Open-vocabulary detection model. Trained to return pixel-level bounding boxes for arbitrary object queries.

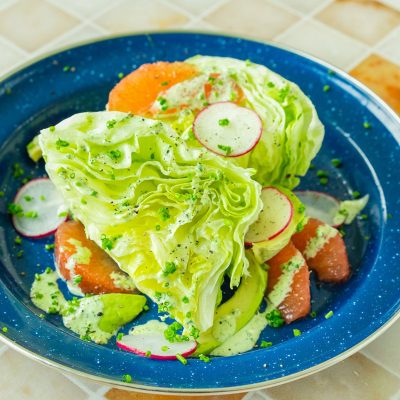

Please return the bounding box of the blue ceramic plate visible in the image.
[0,32,399,394]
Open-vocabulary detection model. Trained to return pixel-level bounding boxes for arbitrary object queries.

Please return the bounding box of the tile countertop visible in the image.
[0,0,399,399]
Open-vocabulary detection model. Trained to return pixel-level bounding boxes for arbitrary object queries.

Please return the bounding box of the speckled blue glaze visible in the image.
[0,33,399,393]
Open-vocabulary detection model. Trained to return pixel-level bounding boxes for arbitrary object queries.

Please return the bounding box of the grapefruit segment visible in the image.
[108,61,198,116]
[266,241,310,323]
[291,218,350,282]
[55,220,135,295]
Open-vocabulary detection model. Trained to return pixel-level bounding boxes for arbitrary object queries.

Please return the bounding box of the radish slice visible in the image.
[245,187,293,244]
[294,190,340,227]
[12,178,67,238]
[117,332,197,360]
[193,102,262,157]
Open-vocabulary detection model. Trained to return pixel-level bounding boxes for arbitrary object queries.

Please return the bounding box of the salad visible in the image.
[8,56,368,363]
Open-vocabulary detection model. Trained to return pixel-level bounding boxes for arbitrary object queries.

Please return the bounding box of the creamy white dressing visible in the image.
[30,270,67,313]
[129,319,168,335]
[266,254,304,308]
[212,252,304,357]
[212,309,241,342]
[304,224,337,259]
[110,271,136,291]
[63,296,111,344]
[151,73,239,113]
[211,312,267,356]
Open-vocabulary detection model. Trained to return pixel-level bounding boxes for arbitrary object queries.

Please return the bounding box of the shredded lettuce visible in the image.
[155,56,324,189]
[39,111,262,333]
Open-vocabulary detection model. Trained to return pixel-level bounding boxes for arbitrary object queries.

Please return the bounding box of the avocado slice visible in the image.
[98,293,146,333]
[196,250,267,355]
[62,293,146,344]
[26,135,42,162]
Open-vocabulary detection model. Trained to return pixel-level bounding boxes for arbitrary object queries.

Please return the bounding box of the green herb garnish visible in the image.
[266,309,285,328]
[56,138,69,148]
[163,261,177,276]
[260,340,272,348]
[176,354,187,365]
[158,207,170,221]
[199,354,210,362]
[331,158,342,168]
[217,144,232,155]
[293,329,302,337]
[218,118,230,126]
[325,310,334,319]
[122,374,132,383]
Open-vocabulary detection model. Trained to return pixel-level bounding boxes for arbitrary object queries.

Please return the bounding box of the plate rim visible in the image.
[1,30,400,394]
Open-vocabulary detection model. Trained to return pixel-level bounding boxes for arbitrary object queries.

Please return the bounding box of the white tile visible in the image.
[271,0,331,14]
[361,317,400,378]
[380,0,400,12]
[276,19,368,69]
[47,24,105,51]
[167,0,221,16]
[0,37,26,76]
[377,27,400,67]
[62,372,103,395]
[48,0,115,18]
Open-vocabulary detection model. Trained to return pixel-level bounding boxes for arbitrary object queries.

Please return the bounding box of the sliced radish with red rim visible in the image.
[294,190,340,227]
[193,101,262,157]
[117,331,197,360]
[245,187,293,245]
[11,178,67,238]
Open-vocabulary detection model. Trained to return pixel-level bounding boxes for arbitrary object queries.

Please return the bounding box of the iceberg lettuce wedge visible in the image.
[39,111,262,333]
[155,56,324,189]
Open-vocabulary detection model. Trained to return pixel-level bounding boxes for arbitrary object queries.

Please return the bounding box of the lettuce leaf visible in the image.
[156,56,324,189]
[39,111,262,333]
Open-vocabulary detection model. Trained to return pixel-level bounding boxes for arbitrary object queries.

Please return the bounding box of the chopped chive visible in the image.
[338,227,346,237]
[24,195,33,202]
[331,158,342,168]
[56,138,69,148]
[8,203,24,216]
[0,190,4,197]
[387,213,393,219]
[328,69,335,76]
[117,332,124,341]
[323,85,330,92]
[217,144,232,155]
[158,207,170,221]
[63,65,70,72]
[316,170,328,178]
[106,119,117,129]
[58,211,68,218]
[16,250,24,258]
[161,81,169,86]
[2,327,8,333]
[155,224,161,231]
[39,195,46,201]
[360,214,368,220]
[24,210,38,218]
[218,118,230,126]
[145,350,152,358]
[45,267,52,274]
[163,261,177,277]
[176,354,187,365]
[267,81,275,88]
[363,121,371,129]
[260,340,272,348]
[143,304,149,311]
[49,126,56,132]
[310,311,317,318]
[199,354,210,362]
[161,345,169,352]
[293,329,302,337]
[14,236,22,245]
[325,310,334,319]
[352,191,361,199]
[45,243,55,251]
[117,72,124,79]
[319,177,328,185]
[309,163,316,170]
[182,296,189,304]
[122,374,132,383]
[73,275,82,284]
[13,163,24,178]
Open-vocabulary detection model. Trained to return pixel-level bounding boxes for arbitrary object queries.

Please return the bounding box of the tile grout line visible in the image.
[360,350,400,381]
[158,0,198,20]
[264,0,308,18]
[0,34,29,56]
[273,0,334,41]
[44,0,86,23]
[187,0,232,23]
[61,373,101,397]
[344,23,400,70]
